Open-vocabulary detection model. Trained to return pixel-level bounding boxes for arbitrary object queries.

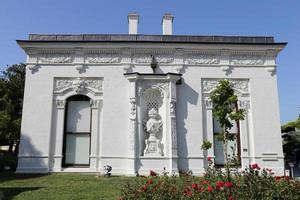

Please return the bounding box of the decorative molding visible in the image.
[54,77,103,94]
[265,66,276,76]
[171,118,177,148]
[230,56,264,66]
[133,54,174,64]
[39,54,74,63]
[27,64,40,74]
[56,99,66,109]
[204,99,212,110]
[170,100,176,116]
[90,99,101,109]
[185,55,219,65]
[138,82,169,99]
[129,100,136,119]
[238,100,250,110]
[220,65,232,76]
[85,54,121,64]
[202,79,249,94]
[75,64,88,74]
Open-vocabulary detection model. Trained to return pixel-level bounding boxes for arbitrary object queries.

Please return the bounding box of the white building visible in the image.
[16,13,286,175]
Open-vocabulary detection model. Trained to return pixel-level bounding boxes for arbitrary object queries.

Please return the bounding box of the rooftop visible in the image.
[17,34,286,45]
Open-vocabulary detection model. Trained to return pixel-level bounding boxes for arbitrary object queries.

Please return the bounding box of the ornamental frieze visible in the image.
[39,54,74,64]
[202,79,249,94]
[54,77,103,93]
[230,56,264,65]
[185,55,220,65]
[85,54,121,64]
[133,55,174,64]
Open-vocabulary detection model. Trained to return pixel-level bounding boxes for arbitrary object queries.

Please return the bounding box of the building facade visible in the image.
[16,14,286,175]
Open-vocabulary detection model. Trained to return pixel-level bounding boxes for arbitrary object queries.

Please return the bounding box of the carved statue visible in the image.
[144,108,163,156]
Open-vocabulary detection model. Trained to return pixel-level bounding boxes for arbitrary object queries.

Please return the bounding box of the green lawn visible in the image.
[0,173,133,200]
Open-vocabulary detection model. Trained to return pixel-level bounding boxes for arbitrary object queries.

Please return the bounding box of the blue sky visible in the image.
[0,0,299,124]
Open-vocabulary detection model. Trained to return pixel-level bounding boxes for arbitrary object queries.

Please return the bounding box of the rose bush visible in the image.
[119,161,300,200]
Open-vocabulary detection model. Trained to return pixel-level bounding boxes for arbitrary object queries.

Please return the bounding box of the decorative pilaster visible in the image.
[238,100,252,168]
[52,99,66,171]
[169,80,178,174]
[90,99,102,171]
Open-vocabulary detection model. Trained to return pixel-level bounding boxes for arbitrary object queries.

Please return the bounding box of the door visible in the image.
[63,95,91,167]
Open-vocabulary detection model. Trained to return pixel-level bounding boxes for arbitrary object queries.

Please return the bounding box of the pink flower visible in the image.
[207,156,212,161]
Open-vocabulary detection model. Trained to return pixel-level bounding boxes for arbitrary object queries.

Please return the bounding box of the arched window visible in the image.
[62,95,91,167]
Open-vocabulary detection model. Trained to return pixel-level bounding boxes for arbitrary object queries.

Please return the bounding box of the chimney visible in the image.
[162,13,174,35]
[128,13,139,34]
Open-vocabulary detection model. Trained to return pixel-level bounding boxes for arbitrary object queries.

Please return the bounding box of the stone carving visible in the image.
[186,55,219,65]
[85,54,120,63]
[27,64,40,74]
[138,82,169,100]
[90,99,101,109]
[266,66,276,76]
[133,55,174,64]
[202,79,249,94]
[56,99,66,109]
[39,55,74,63]
[230,56,264,65]
[130,100,136,118]
[171,118,177,148]
[221,66,232,76]
[204,99,213,110]
[144,108,163,156]
[54,78,102,93]
[170,100,176,116]
[75,64,88,74]
[238,100,250,110]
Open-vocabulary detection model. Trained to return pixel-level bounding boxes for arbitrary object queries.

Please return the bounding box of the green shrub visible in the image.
[119,161,300,200]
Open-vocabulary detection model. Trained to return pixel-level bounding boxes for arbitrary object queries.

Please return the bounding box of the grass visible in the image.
[0,172,134,200]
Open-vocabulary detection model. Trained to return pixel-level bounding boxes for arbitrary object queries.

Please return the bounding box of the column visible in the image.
[52,99,66,171]
[89,99,101,171]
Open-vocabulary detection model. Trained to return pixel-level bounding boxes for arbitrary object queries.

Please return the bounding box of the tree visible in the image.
[209,79,245,178]
[0,63,26,154]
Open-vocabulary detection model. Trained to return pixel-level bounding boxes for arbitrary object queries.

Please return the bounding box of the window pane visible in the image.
[67,101,91,133]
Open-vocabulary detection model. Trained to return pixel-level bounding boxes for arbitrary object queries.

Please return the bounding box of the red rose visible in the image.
[274,176,281,180]
[147,179,153,184]
[201,179,209,185]
[191,183,198,190]
[207,185,213,192]
[207,156,212,161]
[216,181,224,188]
[224,182,233,188]
[184,188,193,196]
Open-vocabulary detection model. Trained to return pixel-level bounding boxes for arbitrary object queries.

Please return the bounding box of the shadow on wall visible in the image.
[17,134,48,173]
[176,77,199,172]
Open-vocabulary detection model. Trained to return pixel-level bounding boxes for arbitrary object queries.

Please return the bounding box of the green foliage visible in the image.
[281,121,296,133]
[0,63,25,153]
[201,140,212,150]
[209,80,245,137]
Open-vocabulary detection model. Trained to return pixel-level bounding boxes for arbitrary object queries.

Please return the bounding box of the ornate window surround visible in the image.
[50,77,103,172]
[201,78,252,169]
